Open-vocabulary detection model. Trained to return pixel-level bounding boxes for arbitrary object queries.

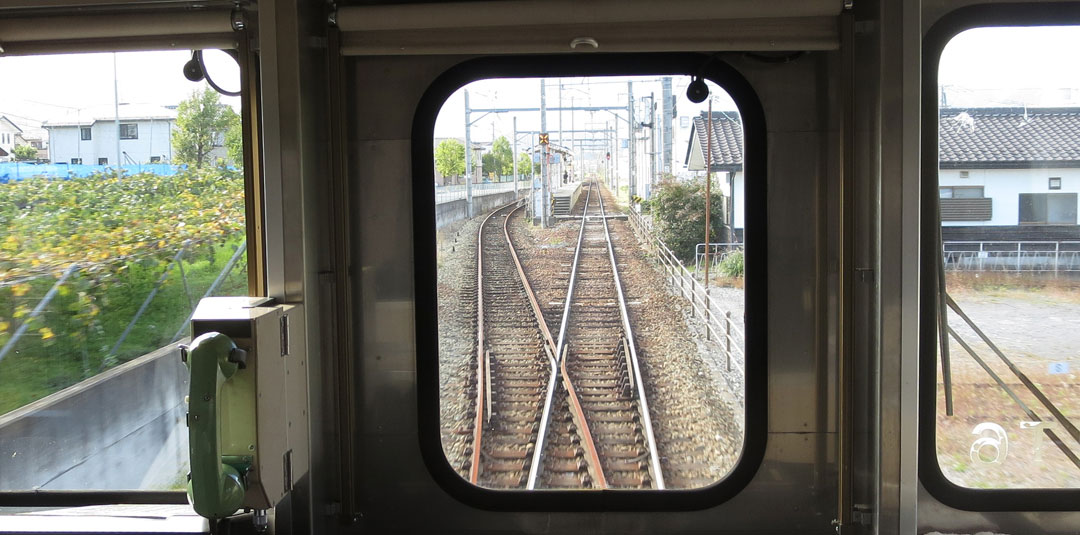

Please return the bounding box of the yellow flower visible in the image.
[39,327,54,340]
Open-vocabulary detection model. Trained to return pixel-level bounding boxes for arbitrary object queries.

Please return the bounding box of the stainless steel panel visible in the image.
[352,429,837,533]
[766,131,833,435]
[918,484,1080,534]
[875,0,922,534]
[337,0,846,32]
[346,44,841,532]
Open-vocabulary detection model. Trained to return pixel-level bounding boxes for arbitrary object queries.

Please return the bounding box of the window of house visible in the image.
[422,66,763,505]
[923,19,1080,510]
[1019,192,1078,224]
[119,123,138,140]
[940,186,984,198]
[0,49,250,497]
[80,127,91,141]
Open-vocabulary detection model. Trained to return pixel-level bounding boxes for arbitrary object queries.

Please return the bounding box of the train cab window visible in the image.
[431,75,751,492]
[924,23,1080,503]
[0,50,250,494]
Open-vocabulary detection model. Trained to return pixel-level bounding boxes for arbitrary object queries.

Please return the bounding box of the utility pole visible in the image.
[512,116,519,197]
[662,77,673,174]
[464,89,473,216]
[570,95,575,178]
[649,92,657,199]
[540,79,548,227]
[627,81,635,202]
[113,53,122,172]
[611,121,617,195]
[704,98,713,294]
[609,122,615,191]
[558,83,563,149]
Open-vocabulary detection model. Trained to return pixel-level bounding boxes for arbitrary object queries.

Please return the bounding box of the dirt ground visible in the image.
[936,284,1080,489]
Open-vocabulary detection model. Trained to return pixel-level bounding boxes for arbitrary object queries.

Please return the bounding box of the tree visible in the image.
[490,136,513,176]
[223,109,243,168]
[12,145,37,161]
[518,152,539,175]
[650,177,728,262]
[481,152,497,178]
[435,139,465,179]
[172,86,235,169]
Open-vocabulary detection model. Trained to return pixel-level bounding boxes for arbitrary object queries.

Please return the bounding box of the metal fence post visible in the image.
[725,310,732,371]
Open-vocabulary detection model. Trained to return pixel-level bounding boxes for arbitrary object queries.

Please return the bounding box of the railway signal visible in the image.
[539,133,549,145]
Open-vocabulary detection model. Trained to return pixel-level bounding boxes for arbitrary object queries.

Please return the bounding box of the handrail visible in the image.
[625,207,745,375]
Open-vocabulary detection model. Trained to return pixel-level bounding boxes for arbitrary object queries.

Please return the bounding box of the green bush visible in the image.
[0,168,246,415]
[718,251,744,278]
[650,177,729,262]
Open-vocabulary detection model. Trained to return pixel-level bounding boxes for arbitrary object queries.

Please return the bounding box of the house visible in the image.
[684,111,744,241]
[0,116,21,162]
[684,107,1080,244]
[938,107,1080,241]
[42,103,177,166]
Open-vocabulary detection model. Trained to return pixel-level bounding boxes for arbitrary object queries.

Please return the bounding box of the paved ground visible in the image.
[937,285,1080,489]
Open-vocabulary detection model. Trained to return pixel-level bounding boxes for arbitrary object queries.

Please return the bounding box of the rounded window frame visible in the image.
[411,53,768,511]
[919,2,1080,512]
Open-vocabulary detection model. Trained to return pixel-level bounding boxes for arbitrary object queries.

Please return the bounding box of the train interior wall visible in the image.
[344,46,843,532]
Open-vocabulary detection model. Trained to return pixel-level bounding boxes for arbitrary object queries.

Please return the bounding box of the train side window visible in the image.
[0,49,253,497]
[922,17,1080,510]
[414,56,766,509]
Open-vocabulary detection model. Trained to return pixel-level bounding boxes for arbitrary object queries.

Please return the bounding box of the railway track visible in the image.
[468,202,554,488]
[470,184,663,490]
[532,182,664,490]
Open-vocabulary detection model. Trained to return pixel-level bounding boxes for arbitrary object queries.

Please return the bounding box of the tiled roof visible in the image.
[42,103,177,127]
[939,107,1080,168]
[692,111,743,171]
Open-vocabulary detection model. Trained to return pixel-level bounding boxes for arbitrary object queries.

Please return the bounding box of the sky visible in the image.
[0,25,1077,133]
[0,49,240,126]
[939,26,1080,107]
[432,76,733,144]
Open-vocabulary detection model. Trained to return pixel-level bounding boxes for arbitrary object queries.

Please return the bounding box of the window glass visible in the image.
[936,26,1080,489]
[434,76,746,490]
[0,50,247,492]
[119,123,138,140]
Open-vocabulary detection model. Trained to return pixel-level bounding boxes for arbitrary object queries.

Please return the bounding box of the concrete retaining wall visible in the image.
[435,191,521,229]
[0,344,189,490]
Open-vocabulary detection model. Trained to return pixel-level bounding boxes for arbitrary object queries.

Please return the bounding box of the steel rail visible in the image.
[504,203,606,488]
[527,187,595,490]
[472,199,595,488]
[468,204,503,484]
[558,343,610,489]
[596,182,665,489]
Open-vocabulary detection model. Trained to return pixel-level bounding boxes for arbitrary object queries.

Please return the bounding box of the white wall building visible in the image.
[684,111,745,239]
[43,104,176,165]
[684,107,1080,243]
[0,116,21,162]
[938,108,1080,239]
